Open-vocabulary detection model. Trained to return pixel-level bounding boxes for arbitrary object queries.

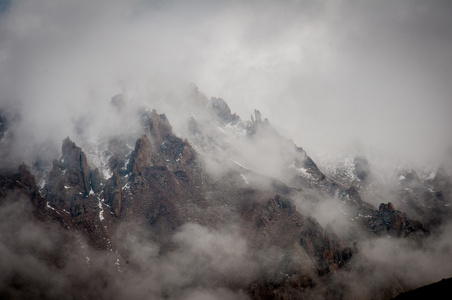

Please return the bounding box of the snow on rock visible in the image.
[98,199,105,221]
[240,174,249,185]
[224,122,247,138]
[289,162,313,179]
[46,201,56,211]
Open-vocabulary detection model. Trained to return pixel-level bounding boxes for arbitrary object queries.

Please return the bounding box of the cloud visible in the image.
[110,221,274,299]
[0,193,120,299]
[332,220,452,298]
[0,0,451,169]
[1,2,452,297]
[0,194,259,299]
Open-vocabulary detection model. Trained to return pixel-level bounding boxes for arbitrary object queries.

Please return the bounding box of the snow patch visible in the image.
[225,122,247,137]
[426,171,437,181]
[290,162,313,179]
[358,213,372,218]
[102,168,112,180]
[240,174,249,185]
[98,200,104,221]
[122,182,131,191]
[46,202,56,211]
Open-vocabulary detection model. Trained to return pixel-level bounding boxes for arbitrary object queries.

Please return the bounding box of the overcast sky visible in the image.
[1,0,451,167]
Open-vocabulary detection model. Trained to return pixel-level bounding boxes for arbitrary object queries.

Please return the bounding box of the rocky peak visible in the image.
[253,109,262,123]
[44,138,99,218]
[379,202,395,212]
[367,201,427,239]
[61,137,91,196]
[207,97,240,123]
[127,135,154,180]
[248,109,272,136]
[144,109,173,146]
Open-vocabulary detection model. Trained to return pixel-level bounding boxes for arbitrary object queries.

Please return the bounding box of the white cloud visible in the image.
[1,0,451,167]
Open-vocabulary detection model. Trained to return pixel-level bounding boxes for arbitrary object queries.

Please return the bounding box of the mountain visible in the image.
[0,90,451,299]
[391,277,452,300]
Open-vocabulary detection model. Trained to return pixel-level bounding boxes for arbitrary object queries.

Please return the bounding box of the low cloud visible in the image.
[1,1,452,299]
[1,0,451,169]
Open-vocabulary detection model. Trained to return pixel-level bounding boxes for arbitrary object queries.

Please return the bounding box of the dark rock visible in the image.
[147,110,173,145]
[367,202,427,239]
[392,277,452,300]
[379,202,395,212]
[61,137,91,196]
[90,168,104,194]
[127,135,154,180]
[208,97,240,123]
[105,169,122,216]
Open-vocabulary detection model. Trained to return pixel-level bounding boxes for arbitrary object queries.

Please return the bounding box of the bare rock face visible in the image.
[243,195,354,299]
[208,97,240,123]
[0,164,44,209]
[90,168,104,194]
[112,110,207,246]
[44,138,102,229]
[366,202,427,239]
[61,137,91,196]
[243,195,353,274]
[148,109,173,145]
[396,168,452,231]
[379,202,396,213]
[105,169,122,216]
[127,135,154,183]
[390,211,407,235]
[0,98,438,299]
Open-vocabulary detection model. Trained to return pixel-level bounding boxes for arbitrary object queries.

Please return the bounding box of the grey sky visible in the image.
[1,0,451,167]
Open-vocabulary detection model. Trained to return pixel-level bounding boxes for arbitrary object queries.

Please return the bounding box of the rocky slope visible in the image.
[0,93,450,299]
[320,154,452,231]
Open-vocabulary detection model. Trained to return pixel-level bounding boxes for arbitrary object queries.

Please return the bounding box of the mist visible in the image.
[0,0,451,169]
[1,1,452,299]
[1,193,288,299]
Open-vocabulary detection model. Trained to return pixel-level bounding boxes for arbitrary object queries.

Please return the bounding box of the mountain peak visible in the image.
[143,109,173,145]
[208,97,240,123]
[60,137,91,196]
[0,92,449,300]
